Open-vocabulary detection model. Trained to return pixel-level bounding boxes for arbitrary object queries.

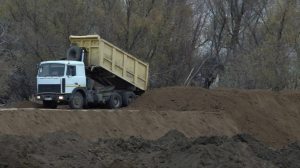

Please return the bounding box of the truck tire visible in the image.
[106,93,122,109]
[66,46,81,61]
[69,92,83,109]
[122,91,135,107]
[43,100,57,109]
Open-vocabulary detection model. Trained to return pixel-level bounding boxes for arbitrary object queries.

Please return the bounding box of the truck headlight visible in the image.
[36,96,41,100]
[58,96,64,100]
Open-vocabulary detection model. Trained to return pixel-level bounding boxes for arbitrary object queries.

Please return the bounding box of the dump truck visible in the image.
[36,35,149,109]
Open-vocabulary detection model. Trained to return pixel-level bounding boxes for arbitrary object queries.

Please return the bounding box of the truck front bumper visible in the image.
[36,94,70,101]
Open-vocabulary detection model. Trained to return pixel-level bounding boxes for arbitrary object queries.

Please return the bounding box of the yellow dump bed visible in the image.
[69,35,148,91]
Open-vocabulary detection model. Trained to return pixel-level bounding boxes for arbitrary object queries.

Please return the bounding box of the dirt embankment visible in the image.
[12,101,43,108]
[129,86,300,148]
[1,131,300,168]
[1,86,300,167]
[2,87,300,148]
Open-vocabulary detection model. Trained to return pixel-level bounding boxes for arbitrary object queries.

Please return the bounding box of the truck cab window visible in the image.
[67,66,76,76]
[38,63,65,77]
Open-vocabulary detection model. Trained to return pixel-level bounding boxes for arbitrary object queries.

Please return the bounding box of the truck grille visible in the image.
[38,84,61,93]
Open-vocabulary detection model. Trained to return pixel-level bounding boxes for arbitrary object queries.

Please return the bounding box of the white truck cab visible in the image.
[36,60,87,109]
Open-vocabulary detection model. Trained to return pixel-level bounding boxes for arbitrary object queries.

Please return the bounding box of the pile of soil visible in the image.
[128,86,300,148]
[0,87,300,148]
[1,130,300,168]
[129,86,300,112]
[1,86,300,167]
[11,100,43,108]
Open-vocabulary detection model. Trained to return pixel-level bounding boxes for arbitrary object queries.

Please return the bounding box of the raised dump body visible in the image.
[69,35,148,92]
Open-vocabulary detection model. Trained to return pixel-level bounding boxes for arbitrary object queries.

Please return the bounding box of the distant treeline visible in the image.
[0,0,299,103]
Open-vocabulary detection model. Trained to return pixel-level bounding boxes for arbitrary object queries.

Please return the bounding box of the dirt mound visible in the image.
[129,86,212,111]
[11,100,43,108]
[1,87,300,167]
[1,87,300,149]
[127,87,300,148]
[2,131,300,168]
[128,86,300,112]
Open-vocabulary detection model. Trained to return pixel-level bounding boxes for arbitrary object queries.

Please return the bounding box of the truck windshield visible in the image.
[38,63,65,77]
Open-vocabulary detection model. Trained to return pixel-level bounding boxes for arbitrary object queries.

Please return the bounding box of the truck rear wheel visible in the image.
[106,93,122,109]
[122,91,135,107]
[69,92,83,109]
[43,101,57,109]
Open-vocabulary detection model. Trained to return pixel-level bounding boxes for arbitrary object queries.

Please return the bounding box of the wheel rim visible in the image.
[73,95,81,108]
[113,98,120,107]
[128,96,133,103]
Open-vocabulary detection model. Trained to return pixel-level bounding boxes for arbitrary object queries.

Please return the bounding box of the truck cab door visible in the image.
[65,65,86,93]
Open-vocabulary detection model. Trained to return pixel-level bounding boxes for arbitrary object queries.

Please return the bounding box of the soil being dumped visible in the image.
[1,86,300,167]
[1,130,300,168]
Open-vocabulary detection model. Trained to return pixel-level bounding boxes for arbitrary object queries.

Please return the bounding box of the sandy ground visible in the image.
[1,86,300,167]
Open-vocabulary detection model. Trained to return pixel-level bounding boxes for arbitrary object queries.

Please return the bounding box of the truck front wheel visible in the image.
[107,93,122,109]
[69,92,83,109]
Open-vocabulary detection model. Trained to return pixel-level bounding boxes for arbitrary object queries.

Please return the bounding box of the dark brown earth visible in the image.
[1,131,300,168]
[1,86,300,167]
[129,87,300,148]
[12,100,43,108]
